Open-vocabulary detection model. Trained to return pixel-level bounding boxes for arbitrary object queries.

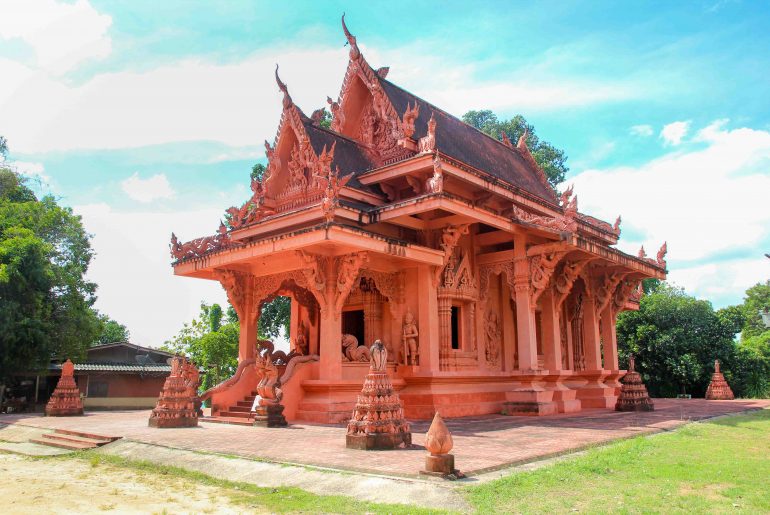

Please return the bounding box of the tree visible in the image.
[462,110,567,188]
[739,280,770,340]
[0,165,100,383]
[162,302,238,391]
[259,296,290,339]
[617,284,739,397]
[318,109,332,129]
[93,312,130,345]
[250,163,266,182]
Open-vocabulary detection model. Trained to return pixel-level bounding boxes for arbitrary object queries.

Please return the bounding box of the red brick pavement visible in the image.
[2,399,766,477]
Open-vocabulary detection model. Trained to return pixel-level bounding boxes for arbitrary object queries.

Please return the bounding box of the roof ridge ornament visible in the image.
[517,128,529,149]
[500,131,513,148]
[656,242,667,267]
[418,112,437,153]
[342,13,360,60]
[613,215,622,236]
[275,64,292,109]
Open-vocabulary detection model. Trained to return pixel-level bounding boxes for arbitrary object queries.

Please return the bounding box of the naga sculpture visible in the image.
[342,334,371,362]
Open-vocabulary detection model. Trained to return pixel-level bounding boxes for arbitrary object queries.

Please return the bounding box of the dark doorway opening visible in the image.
[342,309,365,347]
[451,306,461,349]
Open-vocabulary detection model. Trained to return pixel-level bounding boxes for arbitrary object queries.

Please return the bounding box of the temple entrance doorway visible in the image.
[342,309,365,347]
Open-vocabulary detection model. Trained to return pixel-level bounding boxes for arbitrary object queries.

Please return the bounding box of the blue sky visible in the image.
[1,0,768,345]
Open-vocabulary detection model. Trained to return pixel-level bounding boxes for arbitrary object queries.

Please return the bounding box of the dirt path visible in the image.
[0,453,262,514]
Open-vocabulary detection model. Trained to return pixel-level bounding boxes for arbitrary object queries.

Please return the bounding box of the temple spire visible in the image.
[275,64,292,109]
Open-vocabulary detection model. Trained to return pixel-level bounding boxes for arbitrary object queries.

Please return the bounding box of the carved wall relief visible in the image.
[402,309,419,366]
[484,311,502,367]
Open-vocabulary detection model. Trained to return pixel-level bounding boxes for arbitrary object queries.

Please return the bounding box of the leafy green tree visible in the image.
[259,296,290,339]
[162,303,239,391]
[739,280,770,340]
[617,284,739,397]
[462,110,567,188]
[0,166,100,383]
[250,163,266,182]
[318,109,332,129]
[93,312,130,345]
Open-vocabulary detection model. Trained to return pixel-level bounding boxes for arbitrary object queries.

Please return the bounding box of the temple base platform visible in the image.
[345,431,412,450]
[148,415,198,428]
[253,404,288,427]
[422,453,455,476]
[45,407,84,417]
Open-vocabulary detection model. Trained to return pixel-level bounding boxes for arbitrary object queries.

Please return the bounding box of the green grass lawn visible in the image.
[465,409,770,514]
[21,408,767,513]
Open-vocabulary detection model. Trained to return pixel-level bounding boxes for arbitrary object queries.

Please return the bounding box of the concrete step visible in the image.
[53,428,119,443]
[236,400,255,408]
[200,416,254,426]
[40,433,110,447]
[228,406,252,413]
[30,437,97,450]
[28,428,119,451]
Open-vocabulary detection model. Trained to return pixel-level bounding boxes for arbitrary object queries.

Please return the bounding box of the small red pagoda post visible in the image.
[45,359,84,416]
[346,340,411,450]
[422,412,460,477]
[705,359,734,400]
[615,355,654,412]
[148,356,199,428]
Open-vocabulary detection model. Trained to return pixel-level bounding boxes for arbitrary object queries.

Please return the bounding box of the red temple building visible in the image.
[171,16,667,424]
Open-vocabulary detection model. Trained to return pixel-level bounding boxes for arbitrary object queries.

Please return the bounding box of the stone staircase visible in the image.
[30,428,119,451]
[202,391,257,426]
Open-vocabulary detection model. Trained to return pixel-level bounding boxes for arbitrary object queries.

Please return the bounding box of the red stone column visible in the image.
[581,298,602,370]
[513,236,537,371]
[600,307,619,371]
[541,289,562,371]
[318,306,342,380]
[239,308,258,362]
[417,264,440,373]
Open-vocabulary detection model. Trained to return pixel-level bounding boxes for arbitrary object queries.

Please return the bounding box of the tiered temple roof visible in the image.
[170,14,665,287]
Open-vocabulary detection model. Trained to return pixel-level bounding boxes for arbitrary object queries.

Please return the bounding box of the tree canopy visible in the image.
[93,312,130,345]
[462,110,568,189]
[0,164,100,382]
[617,281,770,398]
[162,302,239,391]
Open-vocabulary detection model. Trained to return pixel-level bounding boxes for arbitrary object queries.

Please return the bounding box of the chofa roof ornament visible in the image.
[341,13,360,60]
[275,63,292,109]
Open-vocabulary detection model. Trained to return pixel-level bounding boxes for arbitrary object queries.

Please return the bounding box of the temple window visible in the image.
[451,305,461,350]
[88,381,108,398]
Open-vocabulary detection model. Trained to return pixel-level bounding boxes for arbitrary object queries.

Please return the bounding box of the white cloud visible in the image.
[571,120,770,305]
[0,0,112,75]
[0,35,649,154]
[660,120,690,146]
[630,124,654,137]
[10,160,49,182]
[121,173,175,203]
[75,203,228,346]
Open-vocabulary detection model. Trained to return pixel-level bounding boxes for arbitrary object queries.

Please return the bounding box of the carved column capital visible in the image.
[213,269,252,321]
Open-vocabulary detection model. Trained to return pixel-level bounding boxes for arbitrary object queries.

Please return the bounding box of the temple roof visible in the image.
[376,78,558,204]
[300,119,376,192]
